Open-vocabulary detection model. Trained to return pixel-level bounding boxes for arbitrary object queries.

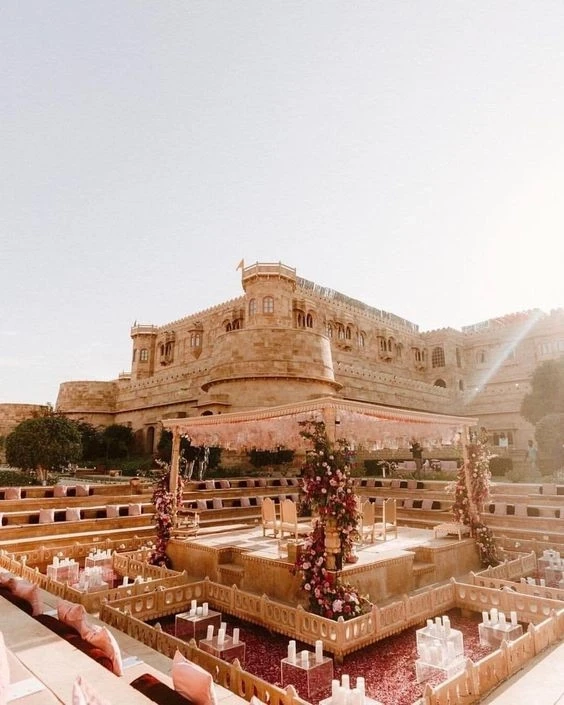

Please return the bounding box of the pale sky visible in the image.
[2,2,563,406]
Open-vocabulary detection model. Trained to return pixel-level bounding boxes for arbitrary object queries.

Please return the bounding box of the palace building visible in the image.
[55,262,564,463]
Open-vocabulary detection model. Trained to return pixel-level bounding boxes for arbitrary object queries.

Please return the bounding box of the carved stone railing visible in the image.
[99,604,309,705]
[422,612,563,705]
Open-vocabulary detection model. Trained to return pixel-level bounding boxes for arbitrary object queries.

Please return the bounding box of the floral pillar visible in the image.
[169,429,181,521]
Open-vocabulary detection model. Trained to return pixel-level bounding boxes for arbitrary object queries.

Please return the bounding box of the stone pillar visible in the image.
[324,518,341,571]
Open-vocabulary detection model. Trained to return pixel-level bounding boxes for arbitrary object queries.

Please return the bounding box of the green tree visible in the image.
[5,414,82,482]
[521,358,564,425]
[535,413,564,472]
[101,424,134,460]
[75,421,104,460]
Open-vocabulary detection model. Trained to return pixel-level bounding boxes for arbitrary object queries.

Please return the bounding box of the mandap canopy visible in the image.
[162,396,477,491]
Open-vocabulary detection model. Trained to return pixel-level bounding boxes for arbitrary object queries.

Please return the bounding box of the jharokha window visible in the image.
[248,298,257,316]
[139,349,149,362]
[263,296,274,313]
[431,346,445,368]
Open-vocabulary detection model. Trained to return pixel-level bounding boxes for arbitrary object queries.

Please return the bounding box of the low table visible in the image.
[478,622,523,648]
[199,635,245,665]
[175,610,222,642]
[433,523,471,540]
[281,653,333,700]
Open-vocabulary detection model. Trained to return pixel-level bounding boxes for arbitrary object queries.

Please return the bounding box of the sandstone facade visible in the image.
[53,262,564,461]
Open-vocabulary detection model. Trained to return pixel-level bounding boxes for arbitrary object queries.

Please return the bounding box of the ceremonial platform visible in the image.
[167,524,481,604]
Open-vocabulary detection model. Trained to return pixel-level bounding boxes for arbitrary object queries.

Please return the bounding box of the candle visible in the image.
[510,611,518,626]
[540,578,546,587]
[332,679,340,700]
[426,618,433,631]
[300,650,309,667]
[191,599,197,612]
[233,628,240,645]
[482,611,489,625]
[337,687,347,705]
[342,674,350,690]
[443,616,451,635]
[350,688,361,705]
[315,639,323,663]
[207,625,214,640]
[217,628,225,646]
[356,676,365,705]
[221,621,227,632]
[122,576,128,586]
[499,612,506,626]
[202,602,209,616]
[196,606,203,616]
[288,640,296,662]
[490,608,498,624]
[53,556,59,567]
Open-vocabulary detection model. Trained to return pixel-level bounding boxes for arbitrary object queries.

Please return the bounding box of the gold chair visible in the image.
[261,497,278,537]
[279,498,311,540]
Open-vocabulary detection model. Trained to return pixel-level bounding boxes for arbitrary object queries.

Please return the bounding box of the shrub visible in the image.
[489,456,513,476]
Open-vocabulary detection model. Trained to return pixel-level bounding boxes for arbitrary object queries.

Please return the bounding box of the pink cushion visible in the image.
[172,650,217,705]
[53,485,68,497]
[0,632,9,705]
[76,485,90,497]
[10,579,43,616]
[4,487,21,500]
[212,498,222,510]
[219,480,230,489]
[39,509,55,524]
[72,676,112,705]
[128,503,142,516]
[81,626,123,676]
[58,599,88,634]
[66,508,81,521]
[241,496,250,507]
[106,505,120,518]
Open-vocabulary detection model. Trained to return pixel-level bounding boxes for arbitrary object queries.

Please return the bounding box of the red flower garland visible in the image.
[294,420,369,620]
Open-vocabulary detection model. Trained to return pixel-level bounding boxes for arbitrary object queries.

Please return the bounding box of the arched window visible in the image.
[345,326,352,340]
[358,332,365,347]
[140,349,148,362]
[263,296,274,313]
[232,318,242,330]
[225,321,232,332]
[477,349,487,364]
[296,311,305,328]
[327,323,333,338]
[248,298,256,316]
[190,332,201,348]
[458,379,464,391]
[431,346,445,368]
[306,313,313,328]
[434,378,447,388]
[396,343,403,361]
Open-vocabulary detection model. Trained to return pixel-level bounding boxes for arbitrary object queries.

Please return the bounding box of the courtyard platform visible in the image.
[167,524,481,604]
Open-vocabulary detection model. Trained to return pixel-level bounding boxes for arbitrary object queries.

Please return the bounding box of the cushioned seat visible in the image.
[130,673,191,705]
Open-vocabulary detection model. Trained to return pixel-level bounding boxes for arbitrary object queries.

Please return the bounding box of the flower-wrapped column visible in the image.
[294,420,368,620]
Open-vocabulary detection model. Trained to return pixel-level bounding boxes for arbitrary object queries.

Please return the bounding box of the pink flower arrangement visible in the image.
[149,464,184,568]
[450,437,499,567]
[294,420,369,620]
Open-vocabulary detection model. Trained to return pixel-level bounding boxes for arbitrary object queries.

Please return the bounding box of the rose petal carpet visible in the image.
[155,609,494,705]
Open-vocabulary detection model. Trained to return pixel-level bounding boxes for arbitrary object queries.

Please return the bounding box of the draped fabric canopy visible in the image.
[163,396,477,452]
